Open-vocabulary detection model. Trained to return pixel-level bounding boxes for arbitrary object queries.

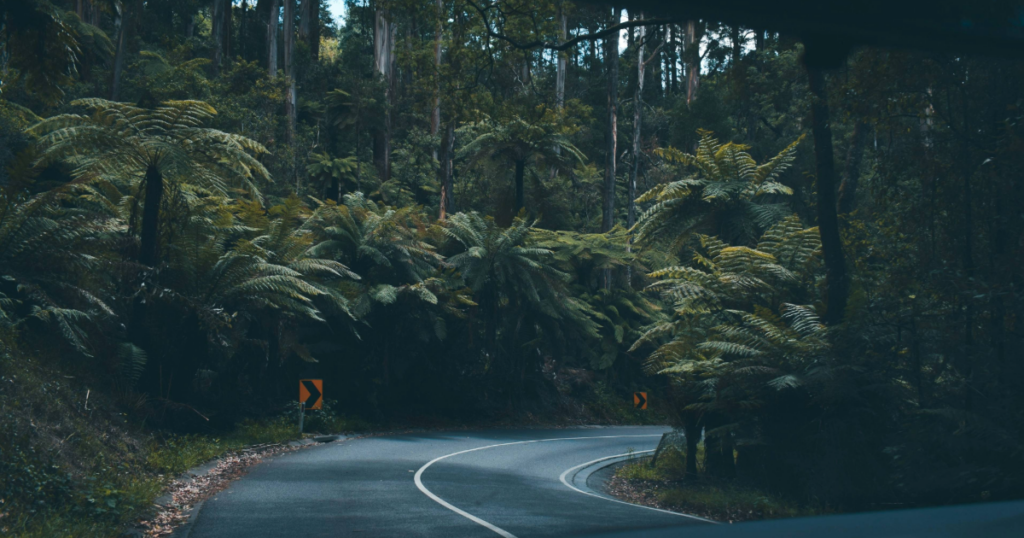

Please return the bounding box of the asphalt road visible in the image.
[188,426,709,538]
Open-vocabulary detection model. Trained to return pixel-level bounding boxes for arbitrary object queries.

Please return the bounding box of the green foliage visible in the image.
[635,131,803,250]
[29,98,271,201]
[0,191,118,353]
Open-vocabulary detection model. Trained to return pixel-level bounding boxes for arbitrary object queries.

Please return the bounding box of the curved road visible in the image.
[189,426,708,537]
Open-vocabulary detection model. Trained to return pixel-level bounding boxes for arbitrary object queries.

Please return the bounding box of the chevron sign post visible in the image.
[300,379,323,410]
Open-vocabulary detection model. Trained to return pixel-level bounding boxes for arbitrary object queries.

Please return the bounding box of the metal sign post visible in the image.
[298,401,305,433]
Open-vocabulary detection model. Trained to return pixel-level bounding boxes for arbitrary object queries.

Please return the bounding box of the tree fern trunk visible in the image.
[684,414,700,478]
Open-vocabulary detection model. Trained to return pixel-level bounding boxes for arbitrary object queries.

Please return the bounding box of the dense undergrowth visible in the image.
[0,335,376,537]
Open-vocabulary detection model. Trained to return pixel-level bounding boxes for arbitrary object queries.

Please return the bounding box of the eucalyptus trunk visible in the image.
[299,0,320,61]
[685,20,701,107]
[111,1,129,101]
[267,0,279,76]
[602,9,620,290]
[284,0,296,145]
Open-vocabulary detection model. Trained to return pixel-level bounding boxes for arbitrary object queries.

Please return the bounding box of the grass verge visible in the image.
[610,449,820,523]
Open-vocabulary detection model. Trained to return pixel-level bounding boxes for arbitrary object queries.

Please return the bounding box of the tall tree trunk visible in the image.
[431,0,443,160]
[685,20,701,107]
[240,0,248,59]
[267,0,279,76]
[837,121,869,215]
[223,0,232,64]
[602,9,619,234]
[212,0,225,73]
[373,8,395,182]
[602,8,620,290]
[669,25,677,93]
[550,7,567,181]
[299,0,320,60]
[626,12,645,287]
[439,122,455,219]
[284,0,296,145]
[555,10,567,110]
[628,15,645,234]
[111,1,129,101]
[806,66,849,325]
[77,0,84,18]
[514,158,525,214]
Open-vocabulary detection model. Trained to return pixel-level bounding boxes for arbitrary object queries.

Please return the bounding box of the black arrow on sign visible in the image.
[635,392,647,409]
[301,380,322,408]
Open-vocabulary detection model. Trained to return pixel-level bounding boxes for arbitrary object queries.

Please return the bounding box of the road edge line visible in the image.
[559,452,719,524]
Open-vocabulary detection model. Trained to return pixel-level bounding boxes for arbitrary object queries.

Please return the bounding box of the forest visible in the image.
[1,0,1023,535]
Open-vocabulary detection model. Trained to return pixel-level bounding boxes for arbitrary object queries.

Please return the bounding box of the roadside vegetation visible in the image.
[612,449,818,523]
[2,0,1023,536]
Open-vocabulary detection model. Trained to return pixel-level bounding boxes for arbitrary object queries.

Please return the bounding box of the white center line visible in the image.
[413,434,662,538]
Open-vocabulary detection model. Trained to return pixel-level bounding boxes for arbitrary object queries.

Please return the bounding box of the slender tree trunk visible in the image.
[111,1,129,101]
[212,0,225,73]
[806,66,849,325]
[77,0,84,18]
[628,16,645,234]
[284,0,296,144]
[240,0,248,59]
[139,166,164,267]
[602,8,620,290]
[626,14,645,286]
[556,10,567,109]
[514,158,525,214]
[431,0,443,161]
[224,0,232,64]
[550,7,567,181]
[267,0,279,76]
[837,121,869,215]
[374,8,395,182]
[439,122,455,219]
[602,9,619,234]
[685,20,700,107]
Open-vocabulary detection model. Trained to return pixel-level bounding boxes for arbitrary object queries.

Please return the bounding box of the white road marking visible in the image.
[559,452,719,524]
[413,434,662,538]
